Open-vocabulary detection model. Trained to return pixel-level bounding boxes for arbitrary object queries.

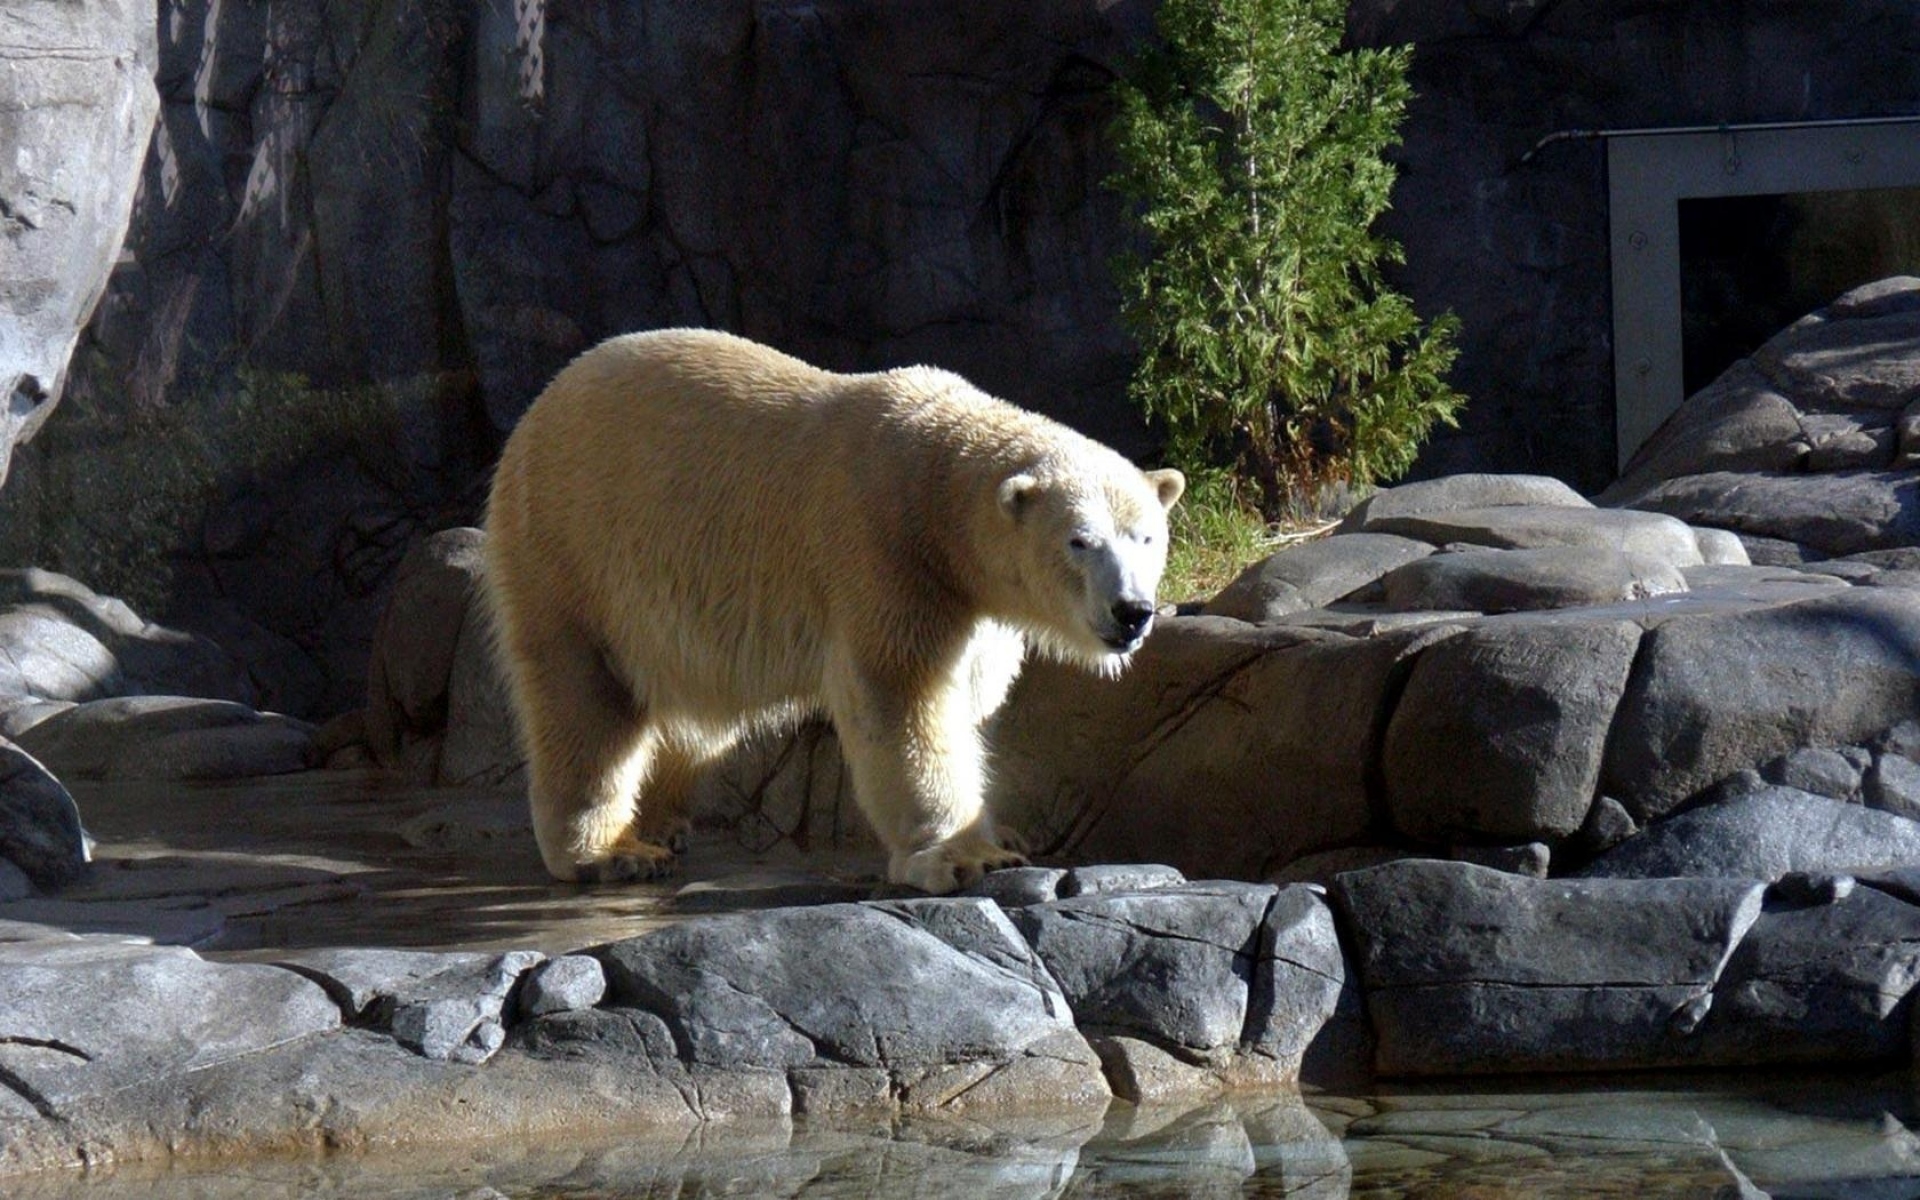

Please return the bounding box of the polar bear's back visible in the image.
[485,329,977,720]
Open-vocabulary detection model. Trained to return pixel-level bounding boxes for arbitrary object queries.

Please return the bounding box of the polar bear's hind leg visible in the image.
[505,621,679,883]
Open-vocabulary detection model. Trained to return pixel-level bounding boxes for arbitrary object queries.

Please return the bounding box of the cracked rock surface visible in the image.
[0,0,157,490]
[1334,861,1769,1075]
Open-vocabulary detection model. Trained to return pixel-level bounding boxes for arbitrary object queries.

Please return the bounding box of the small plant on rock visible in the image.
[1110,0,1464,521]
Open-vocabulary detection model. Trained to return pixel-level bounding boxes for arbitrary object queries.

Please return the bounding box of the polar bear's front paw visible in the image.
[635,814,693,858]
[571,832,681,885]
[889,834,1030,895]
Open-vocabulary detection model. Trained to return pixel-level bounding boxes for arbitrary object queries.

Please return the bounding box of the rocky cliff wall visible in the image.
[0,0,157,488]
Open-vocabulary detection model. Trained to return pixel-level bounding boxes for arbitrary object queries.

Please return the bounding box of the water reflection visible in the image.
[20,1070,1920,1198]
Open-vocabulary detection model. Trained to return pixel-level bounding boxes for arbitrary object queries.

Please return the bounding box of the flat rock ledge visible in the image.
[12,852,1920,1178]
[0,872,1325,1176]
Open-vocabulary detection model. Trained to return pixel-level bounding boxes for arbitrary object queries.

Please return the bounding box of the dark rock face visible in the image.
[990,619,1404,879]
[1336,857,1920,1074]
[0,0,158,488]
[0,741,88,890]
[1012,883,1274,1059]
[1334,860,1767,1075]
[1698,883,1920,1065]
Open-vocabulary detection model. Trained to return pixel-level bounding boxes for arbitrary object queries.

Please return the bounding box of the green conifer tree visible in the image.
[1111,0,1464,517]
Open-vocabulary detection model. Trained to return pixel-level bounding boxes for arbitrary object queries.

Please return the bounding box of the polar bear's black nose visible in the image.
[1112,599,1155,639]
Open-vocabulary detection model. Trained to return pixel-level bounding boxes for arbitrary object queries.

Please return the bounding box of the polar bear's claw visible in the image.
[573,833,680,885]
[891,835,1030,895]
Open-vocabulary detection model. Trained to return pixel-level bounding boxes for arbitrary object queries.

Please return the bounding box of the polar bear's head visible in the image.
[995,458,1185,674]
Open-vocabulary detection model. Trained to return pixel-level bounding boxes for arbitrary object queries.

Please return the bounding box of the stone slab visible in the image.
[1203,533,1434,622]
[1333,860,1764,1075]
[1602,587,1920,819]
[1579,788,1920,882]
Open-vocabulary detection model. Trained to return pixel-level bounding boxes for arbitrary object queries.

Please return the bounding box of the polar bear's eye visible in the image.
[1068,536,1090,552]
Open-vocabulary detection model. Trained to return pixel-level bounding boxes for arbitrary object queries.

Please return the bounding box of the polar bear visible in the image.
[483,329,1184,893]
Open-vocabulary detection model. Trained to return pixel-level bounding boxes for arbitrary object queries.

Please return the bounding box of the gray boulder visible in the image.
[962,866,1067,908]
[12,696,314,781]
[1203,533,1433,622]
[0,699,73,741]
[1607,279,1920,559]
[1866,752,1920,820]
[602,899,1096,1082]
[1757,286,1920,411]
[279,947,545,1065]
[360,526,525,787]
[439,582,523,787]
[518,955,608,1018]
[1450,840,1552,877]
[1579,788,1920,881]
[1383,617,1641,843]
[1333,859,1765,1074]
[1691,526,1752,565]
[1604,362,1813,490]
[1695,884,1920,1065]
[1248,885,1359,1078]
[0,738,88,889]
[1336,474,1591,534]
[0,569,254,706]
[1602,587,1920,818]
[1011,881,1316,1064]
[1057,863,1187,897]
[1358,505,1707,568]
[1619,470,1920,560]
[1376,546,1687,614]
[0,938,340,1111]
[1762,745,1870,802]
[364,529,487,778]
[0,0,158,488]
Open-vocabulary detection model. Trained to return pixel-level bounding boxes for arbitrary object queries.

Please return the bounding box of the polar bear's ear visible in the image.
[1145,468,1186,511]
[997,473,1041,521]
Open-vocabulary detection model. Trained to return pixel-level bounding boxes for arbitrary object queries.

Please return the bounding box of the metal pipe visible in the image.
[1519,113,1920,165]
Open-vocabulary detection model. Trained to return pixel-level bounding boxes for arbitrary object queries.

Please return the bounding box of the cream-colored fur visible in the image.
[483,329,1183,893]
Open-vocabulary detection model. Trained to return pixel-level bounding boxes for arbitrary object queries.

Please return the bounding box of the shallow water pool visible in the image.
[21,1069,1920,1198]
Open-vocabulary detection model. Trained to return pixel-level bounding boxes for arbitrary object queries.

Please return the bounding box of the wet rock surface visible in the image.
[6,1053,1920,1197]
